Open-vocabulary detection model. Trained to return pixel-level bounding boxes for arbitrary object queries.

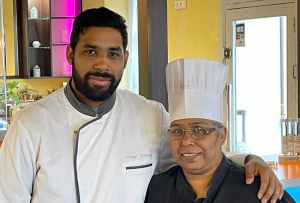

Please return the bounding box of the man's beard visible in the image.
[72,62,121,102]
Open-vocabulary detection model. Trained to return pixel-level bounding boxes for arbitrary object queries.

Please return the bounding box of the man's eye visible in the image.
[109,52,119,57]
[85,50,96,54]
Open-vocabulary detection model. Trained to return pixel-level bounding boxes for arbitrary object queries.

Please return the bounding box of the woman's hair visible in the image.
[70,7,128,51]
[211,120,226,136]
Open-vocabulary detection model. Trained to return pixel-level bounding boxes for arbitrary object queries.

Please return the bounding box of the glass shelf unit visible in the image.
[17,0,81,78]
[28,17,49,20]
[29,47,50,49]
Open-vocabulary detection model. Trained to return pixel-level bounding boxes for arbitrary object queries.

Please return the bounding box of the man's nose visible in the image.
[93,52,110,72]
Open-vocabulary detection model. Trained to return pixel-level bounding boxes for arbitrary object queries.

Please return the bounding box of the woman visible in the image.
[145,58,295,203]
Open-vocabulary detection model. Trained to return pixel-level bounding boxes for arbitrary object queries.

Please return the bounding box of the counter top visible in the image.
[261,154,300,188]
[273,162,300,188]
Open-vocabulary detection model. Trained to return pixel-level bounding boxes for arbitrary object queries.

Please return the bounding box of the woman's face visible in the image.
[169,118,226,175]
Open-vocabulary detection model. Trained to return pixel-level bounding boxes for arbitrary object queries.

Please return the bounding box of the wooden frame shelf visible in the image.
[28,17,50,20]
[29,47,50,49]
[17,0,81,78]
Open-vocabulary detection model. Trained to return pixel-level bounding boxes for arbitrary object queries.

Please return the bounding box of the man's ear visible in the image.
[123,50,129,70]
[66,45,74,65]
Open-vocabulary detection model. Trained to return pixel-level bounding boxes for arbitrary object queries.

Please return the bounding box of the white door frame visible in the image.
[220,0,298,153]
[220,0,298,63]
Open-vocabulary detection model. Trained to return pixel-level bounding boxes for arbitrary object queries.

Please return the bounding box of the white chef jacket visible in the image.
[0,81,175,203]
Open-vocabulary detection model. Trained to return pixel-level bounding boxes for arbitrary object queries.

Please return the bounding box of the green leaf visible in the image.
[6,81,23,91]
[4,81,24,104]
[10,92,21,105]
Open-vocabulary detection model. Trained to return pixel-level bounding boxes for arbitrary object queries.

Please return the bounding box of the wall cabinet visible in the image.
[18,0,81,78]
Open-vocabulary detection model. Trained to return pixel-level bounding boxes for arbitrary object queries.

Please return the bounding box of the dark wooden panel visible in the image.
[138,0,148,98]
[296,0,300,118]
[147,0,168,110]
[16,0,24,77]
[28,49,51,77]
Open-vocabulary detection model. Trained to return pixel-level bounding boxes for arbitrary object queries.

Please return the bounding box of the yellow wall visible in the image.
[3,0,15,76]
[82,0,104,10]
[167,0,220,62]
[82,0,128,23]
[0,23,3,77]
[6,78,69,96]
[105,0,128,21]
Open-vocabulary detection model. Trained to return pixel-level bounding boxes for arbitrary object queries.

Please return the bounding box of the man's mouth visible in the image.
[89,76,111,86]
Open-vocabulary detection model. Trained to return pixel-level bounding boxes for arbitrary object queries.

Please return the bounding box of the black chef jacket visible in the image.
[145,154,295,203]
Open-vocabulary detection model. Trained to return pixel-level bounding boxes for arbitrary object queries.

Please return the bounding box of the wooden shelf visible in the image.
[28,17,50,20]
[29,47,50,49]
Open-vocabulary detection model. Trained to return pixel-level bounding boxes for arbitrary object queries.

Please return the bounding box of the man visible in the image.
[0,7,282,203]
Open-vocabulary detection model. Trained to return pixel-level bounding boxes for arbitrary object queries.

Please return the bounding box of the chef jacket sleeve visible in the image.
[226,153,248,166]
[154,104,177,174]
[0,118,36,202]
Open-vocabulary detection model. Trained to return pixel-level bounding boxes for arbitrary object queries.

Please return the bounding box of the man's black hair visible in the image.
[70,7,128,51]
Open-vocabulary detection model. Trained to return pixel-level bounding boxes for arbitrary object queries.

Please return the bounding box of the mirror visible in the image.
[3,0,19,77]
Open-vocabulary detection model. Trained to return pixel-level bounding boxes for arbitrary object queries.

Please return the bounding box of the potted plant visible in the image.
[0,81,24,117]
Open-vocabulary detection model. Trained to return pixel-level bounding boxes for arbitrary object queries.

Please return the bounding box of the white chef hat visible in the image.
[166,58,228,123]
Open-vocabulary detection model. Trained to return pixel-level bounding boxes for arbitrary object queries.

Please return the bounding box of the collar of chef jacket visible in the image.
[64,78,116,117]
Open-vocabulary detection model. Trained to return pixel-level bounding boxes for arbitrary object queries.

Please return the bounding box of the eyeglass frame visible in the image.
[167,127,217,140]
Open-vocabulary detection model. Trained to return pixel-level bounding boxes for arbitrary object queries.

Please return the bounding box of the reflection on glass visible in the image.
[0,0,8,130]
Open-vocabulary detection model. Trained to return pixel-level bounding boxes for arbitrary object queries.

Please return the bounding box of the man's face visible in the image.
[67,27,128,102]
